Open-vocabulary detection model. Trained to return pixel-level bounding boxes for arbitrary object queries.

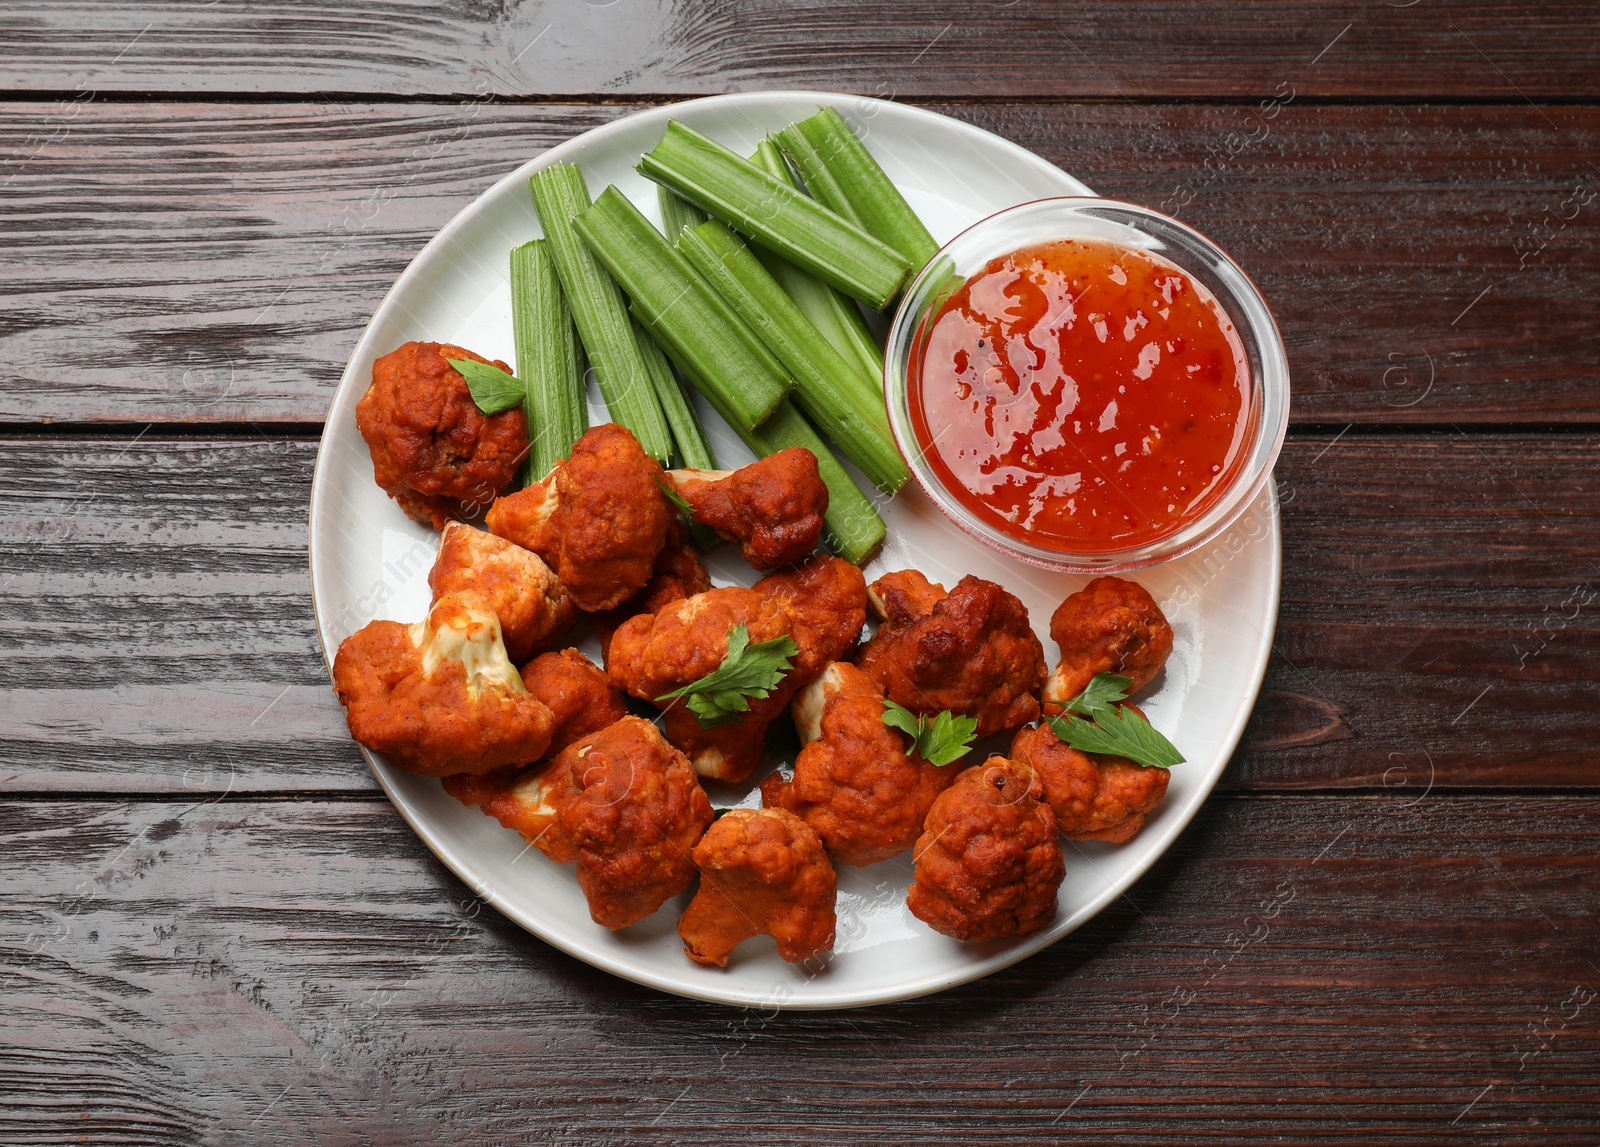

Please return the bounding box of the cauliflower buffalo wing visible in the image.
[1043,576,1173,714]
[678,808,836,967]
[428,522,576,663]
[357,341,529,529]
[527,716,713,930]
[753,555,867,664]
[589,520,713,668]
[485,423,673,612]
[522,648,629,758]
[607,587,826,783]
[332,590,554,777]
[855,570,1046,737]
[762,663,961,867]
[906,755,1064,942]
[1010,721,1170,843]
[665,447,827,570]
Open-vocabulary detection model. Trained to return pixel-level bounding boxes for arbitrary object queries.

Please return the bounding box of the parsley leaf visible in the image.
[656,477,699,523]
[1067,672,1132,718]
[656,623,799,728]
[880,700,978,767]
[446,357,524,415]
[1045,705,1184,770]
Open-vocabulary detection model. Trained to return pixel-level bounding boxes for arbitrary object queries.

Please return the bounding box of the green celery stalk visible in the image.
[776,106,939,271]
[635,308,885,565]
[637,315,721,552]
[574,185,791,433]
[676,219,908,495]
[510,239,586,483]
[637,120,911,311]
[632,318,716,472]
[657,185,708,240]
[748,139,885,390]
[527,163,674,463]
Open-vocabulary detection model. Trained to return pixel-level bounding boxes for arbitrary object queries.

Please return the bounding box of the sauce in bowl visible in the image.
[908,237,1250,554]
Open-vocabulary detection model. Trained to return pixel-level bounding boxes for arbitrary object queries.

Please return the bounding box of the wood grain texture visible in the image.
[2,1,1598,100]
[3,100,1598,426]
[2,793,1596,1144]
[1,433,1595,794]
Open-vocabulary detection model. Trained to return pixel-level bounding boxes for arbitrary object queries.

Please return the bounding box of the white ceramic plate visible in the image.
[309,92,1281,1010]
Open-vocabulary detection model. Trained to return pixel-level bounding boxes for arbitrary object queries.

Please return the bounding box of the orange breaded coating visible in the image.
[440,763,558,842]
[608,587,825,783]
[440,649,624,811]
[666,447,827,570]
[678,808,836,967]
[590,521,713,668]
[762,663,961,866]
[428,522,576,663]
[1043,576,1173,715]
[753,554,867,663]
[332,591,554,777]
[1010,722,1170,843]
[521,649,629,759]
[855,570,1046,738]
[356,341,528,529]
[532,716,714,930]
[906,756,1064,942]
[485,423,673,612]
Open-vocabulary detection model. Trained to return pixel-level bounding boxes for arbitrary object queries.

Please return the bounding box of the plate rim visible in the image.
[307,90,1282,1010]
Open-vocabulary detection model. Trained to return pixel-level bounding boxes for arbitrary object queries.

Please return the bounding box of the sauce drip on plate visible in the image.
[909,237,1250,553]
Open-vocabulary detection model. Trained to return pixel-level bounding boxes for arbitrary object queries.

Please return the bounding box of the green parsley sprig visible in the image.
[656,477,699,523]
[656,623,798,728]
[880,700,978,767]
[1045,672,1184,769]
[446,357,524,415]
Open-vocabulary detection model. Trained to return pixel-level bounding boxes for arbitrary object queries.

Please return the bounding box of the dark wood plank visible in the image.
[1,433,1596,794]
[3,1,1598,100]
[4,101,1596,427]
[2,794,1596,1143]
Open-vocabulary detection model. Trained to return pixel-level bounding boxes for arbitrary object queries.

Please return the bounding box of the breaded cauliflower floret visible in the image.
[762,663,961,867]
[428,522,576,663]
[678,808,836,967]
[753,554,867,664]
[533,716,714,930]
[485,423,673,612]
[522,648,629,759]
[1009,720,1169,843]
[607,587,825,783]
[332,590,554,777]
[1042,576,1173,715]
[589,520,713,668]
[356,341,528,529]
[854,570,1046,737]
[906,755,1064,942]
[665,447,827,570]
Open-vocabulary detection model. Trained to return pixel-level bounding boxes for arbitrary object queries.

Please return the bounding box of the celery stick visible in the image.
[510,239,586,483]
[777,106,939,271]
[632,318,716,471]
[657,185,708,240]
[748,138,886,394]
[637,120,911,311]
[677,219,908,495]
[527,163,673,463]
[635,310,885,565]
[574,185,790,433]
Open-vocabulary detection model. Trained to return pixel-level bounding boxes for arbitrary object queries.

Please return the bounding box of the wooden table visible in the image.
[3,3,1598,1142]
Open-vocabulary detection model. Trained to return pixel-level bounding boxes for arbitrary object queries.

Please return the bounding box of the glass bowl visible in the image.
[883,196,1290,574]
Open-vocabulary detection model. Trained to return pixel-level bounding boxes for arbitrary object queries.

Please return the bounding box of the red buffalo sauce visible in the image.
[909,237,1250,553]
